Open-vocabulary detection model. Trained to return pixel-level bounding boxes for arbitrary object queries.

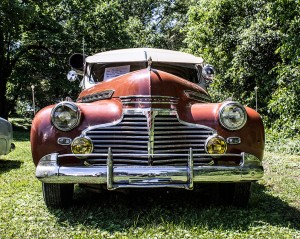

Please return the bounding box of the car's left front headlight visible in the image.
[51,102,81,131]
[219,102,247,131]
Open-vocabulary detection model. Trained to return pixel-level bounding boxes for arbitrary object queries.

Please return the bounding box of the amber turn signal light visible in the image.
[205,135,227,154]
[71,137,93,156]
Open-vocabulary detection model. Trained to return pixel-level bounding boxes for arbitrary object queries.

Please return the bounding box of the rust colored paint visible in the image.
[31,99,123,165]
[188,103,265,159]
[149,69,208,97]
[79,69,151,99]
[31,68,264,166]
[79,69,208,102]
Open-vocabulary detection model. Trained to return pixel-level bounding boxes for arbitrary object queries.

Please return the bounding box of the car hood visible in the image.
[78,68,209,104]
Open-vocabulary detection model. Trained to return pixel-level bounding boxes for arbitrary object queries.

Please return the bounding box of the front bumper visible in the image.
[36,149,263,190]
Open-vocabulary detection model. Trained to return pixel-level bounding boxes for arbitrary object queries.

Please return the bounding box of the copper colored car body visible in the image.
[31,48,264,208]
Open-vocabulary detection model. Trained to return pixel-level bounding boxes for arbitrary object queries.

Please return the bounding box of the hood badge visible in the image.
[78,90,114,103]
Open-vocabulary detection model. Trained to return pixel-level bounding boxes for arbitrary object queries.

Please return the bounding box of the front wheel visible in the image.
[218,182,251,207]
[42,183,74,208]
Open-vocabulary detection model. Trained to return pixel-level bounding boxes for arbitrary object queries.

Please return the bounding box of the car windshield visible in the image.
[88,62,200,84]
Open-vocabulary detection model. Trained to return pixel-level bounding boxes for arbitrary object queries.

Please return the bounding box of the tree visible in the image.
[122,0,189,50]
[184,0,300,138]
[2,0,189,118]
[0,0,63,119]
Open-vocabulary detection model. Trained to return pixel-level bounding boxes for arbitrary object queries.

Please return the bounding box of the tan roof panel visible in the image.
[86,48,203,64]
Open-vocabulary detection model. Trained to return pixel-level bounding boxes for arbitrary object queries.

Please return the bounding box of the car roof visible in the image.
[86,48,203,64]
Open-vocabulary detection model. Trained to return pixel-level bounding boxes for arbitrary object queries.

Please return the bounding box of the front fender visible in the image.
[181,103,265,160]
[31,99,123,166]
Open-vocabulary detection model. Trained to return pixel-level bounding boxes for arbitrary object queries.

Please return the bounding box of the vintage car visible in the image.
[0,117,14,155]
[31,48,264,208]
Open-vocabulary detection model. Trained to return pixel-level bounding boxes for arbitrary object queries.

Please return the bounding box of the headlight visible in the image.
[71,136,93,156]
[219,102,247,131]
[51,102,81,131]
[205,135,227,154]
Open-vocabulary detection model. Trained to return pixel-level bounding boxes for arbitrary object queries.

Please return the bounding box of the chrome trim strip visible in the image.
[122,102,177,105]
[81,108,217,135]
[121,95,179,106]
[177,116,217,133]
[81,116,124,134]
[154,135,210,139]
[91,136,148,140]
[120,95,179,100]
[58,153,243,158]
[144,110,157,162]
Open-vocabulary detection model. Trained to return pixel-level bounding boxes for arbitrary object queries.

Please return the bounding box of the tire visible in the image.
[218,182,251,207]
[42,183,74,208]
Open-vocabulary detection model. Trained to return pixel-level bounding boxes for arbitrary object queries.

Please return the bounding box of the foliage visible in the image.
[1,0,299,139]
[265,131,300,155]
[0,0,72,117]
[0,133,299,238]
[184,0,300,138]
[1,0,188,117]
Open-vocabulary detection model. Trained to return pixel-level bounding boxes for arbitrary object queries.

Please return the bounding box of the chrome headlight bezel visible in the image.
[219,102,247,131]
[51,102,81,131]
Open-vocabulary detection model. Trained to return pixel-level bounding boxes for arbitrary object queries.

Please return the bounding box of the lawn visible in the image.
[0,131,299,239]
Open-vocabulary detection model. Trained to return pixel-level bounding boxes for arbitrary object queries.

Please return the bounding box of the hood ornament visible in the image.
[147,57,152,71]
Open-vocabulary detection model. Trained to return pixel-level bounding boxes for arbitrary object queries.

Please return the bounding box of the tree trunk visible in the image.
[0,71,9,119]
[0,26,9,119]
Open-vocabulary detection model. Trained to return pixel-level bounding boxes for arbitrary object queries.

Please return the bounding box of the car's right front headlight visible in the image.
[219,102,247,131]
[51,102,81,131]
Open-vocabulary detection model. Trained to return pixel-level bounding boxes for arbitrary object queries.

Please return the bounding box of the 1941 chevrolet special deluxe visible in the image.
[31,48,264,208]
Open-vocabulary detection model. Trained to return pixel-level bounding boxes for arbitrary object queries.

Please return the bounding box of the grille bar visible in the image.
[88,130,148,135]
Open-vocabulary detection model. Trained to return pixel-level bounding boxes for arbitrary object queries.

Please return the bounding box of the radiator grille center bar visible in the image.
[84,110,215,166]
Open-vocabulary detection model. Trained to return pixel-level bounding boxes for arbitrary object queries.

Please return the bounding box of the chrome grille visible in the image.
[85,112,215,166]
[152,115,214,165]
[85,114,148,165]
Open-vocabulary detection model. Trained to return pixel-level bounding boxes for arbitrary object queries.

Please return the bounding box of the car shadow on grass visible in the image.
[13,130,30,142]
[49,182,300,232]
[0,158,23,174]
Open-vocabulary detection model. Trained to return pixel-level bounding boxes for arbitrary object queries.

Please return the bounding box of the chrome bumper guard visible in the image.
[36,148,263,190]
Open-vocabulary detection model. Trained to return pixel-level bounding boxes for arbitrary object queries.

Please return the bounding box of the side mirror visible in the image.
[202,64,215,85]
[69,53,87,74]
[67,70,78,82]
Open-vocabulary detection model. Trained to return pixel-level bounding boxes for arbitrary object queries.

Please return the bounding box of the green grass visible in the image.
[0,131,299,238]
